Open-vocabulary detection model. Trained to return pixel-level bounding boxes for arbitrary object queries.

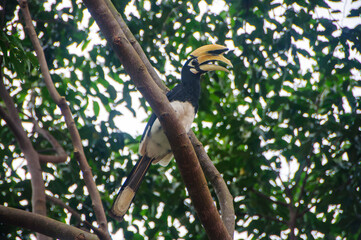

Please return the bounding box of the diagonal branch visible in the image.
[32,119,68,164]
[189,131,235,238]
[18,1,110,238]
[0,205,99,240]
[82,1,231,239]
[249,188,288,207]
[254,213,288,225]
[0,106,24,143]
[103,0,169,93]
[17,1,60,102]
[46,195,101,235]
[28,89,68,164]
[106,4,235,235]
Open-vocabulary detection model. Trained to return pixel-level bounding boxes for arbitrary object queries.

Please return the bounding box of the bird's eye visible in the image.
[190,59,198,67]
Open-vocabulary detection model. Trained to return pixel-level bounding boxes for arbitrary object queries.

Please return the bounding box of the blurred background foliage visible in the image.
[1,0,361,239]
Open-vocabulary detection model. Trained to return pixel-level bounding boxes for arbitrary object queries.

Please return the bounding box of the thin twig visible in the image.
[249,188,288,207]
[297,204,313,218]
[296,155,312,204]
[32,119,68,164]
[45,195,101,235]
[30,90,68,163]
[254,213,288,225]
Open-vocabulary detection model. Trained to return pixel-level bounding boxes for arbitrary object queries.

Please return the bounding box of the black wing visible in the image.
[140,113,157,143]
[140,84,184,142]
[165,84,183,102]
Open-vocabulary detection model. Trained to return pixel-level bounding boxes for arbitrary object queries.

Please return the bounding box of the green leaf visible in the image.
[93,100,100,116]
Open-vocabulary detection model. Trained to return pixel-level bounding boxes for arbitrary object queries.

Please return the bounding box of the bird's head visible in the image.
[182,44,233,76]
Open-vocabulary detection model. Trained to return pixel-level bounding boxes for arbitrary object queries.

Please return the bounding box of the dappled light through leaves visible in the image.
[0,0,360,239]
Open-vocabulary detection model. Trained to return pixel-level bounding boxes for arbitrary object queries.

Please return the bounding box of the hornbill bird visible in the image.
[110,44,232,221]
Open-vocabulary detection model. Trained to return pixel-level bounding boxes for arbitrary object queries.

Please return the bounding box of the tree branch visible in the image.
[254,213,288,225]
[107,3,235,236]
[249,188,288,207]
[82,1,231,239]
[32,119,68,164]
[295,153,312,204]
[189,131,235,238]
[18,1,110,237]
[103,0,169,93]
[296,204,313,218]
[0,59,49,240]
[0,106,25,143]
[279,180,297,240]
[28,89,68,164]
[46,195,101,235]
[0,74,24,135]
[17,1,61,102]
[0,205,99,240]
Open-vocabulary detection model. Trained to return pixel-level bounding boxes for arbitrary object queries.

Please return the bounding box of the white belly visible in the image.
[139,101,195,166]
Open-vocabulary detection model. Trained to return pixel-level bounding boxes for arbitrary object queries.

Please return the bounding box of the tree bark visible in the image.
[189,132,235,238]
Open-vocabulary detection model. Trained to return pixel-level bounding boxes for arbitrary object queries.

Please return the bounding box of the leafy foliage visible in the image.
[1,0,360,239]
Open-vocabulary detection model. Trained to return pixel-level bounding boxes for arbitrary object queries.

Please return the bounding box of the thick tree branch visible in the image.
[103,0,169,93]
[82,1,231,239]
[0,60,49,240]
[0,205,99,240]
[189,131,235,238]
[38,152,67,164]
[108,4,235,235]
[18,1,110,237]
[0,106,25,142]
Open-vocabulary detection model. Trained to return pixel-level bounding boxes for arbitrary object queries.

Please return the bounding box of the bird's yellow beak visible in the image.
[190,44,233,73]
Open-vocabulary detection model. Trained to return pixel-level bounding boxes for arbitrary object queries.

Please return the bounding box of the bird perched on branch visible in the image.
[110,44,232,221]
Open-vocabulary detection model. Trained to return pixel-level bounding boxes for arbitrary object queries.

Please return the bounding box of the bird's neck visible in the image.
[181,70,201,111]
